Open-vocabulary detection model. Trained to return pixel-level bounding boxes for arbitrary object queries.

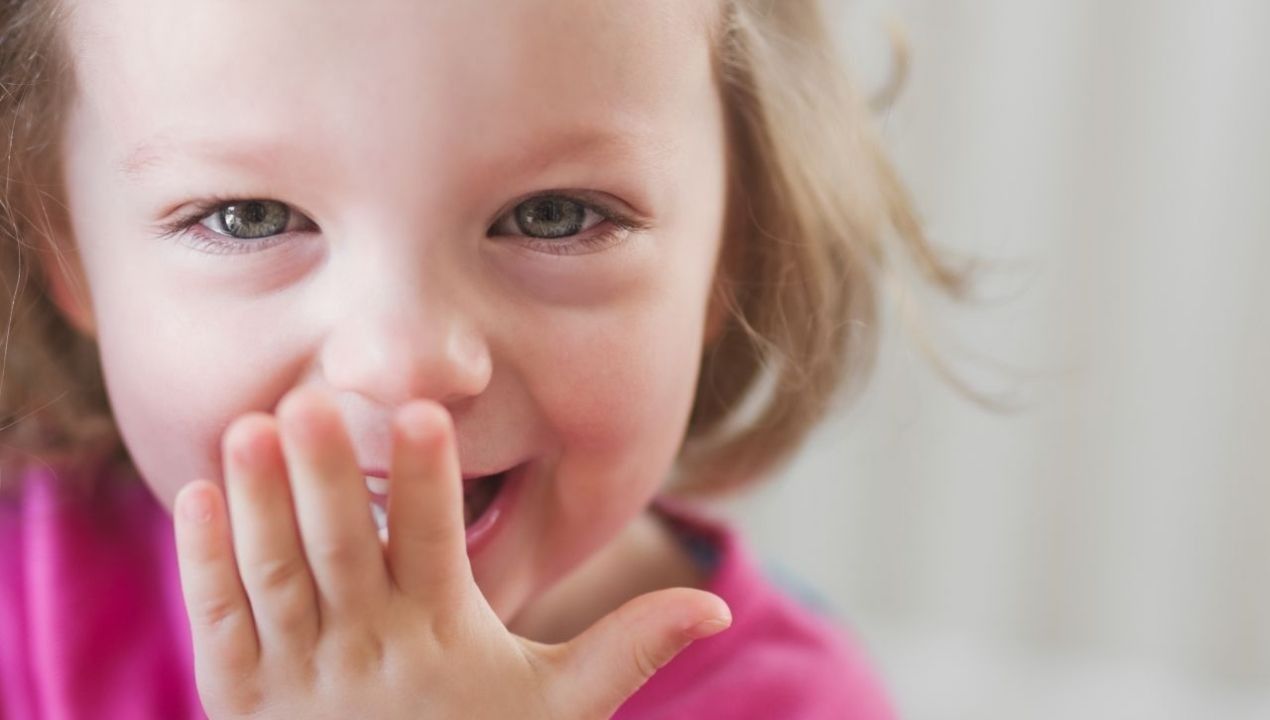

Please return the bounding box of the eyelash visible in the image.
[155,193,646,257]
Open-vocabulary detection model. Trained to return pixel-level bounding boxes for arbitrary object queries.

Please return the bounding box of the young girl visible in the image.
[0,0,960,717]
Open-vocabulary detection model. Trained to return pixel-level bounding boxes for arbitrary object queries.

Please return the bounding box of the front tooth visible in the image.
[365,476,390,495]
[369,500,387,532]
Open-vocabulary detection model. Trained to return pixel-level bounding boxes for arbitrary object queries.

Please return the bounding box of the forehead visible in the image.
[63,0,721,190]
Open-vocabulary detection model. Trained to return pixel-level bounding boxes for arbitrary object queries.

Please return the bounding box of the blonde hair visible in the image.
[0,0,964,497]
[672,0,965,495]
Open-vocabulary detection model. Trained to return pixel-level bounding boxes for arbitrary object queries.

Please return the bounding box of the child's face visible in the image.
[54,0,726,621]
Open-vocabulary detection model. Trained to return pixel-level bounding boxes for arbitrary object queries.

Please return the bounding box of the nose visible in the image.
[319,276,492,408]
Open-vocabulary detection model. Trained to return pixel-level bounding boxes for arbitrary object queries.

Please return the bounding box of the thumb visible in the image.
[551,587,732,719]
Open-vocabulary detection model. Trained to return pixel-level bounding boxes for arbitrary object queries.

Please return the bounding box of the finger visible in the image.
[173,480,261,690]
[386,399,470,603]
[276,386,389,622]
[223,412,320,651]
[548,588,731,718]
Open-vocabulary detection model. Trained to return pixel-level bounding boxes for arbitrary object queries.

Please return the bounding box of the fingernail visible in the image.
[181,485,214,524]
[686,615,732,640]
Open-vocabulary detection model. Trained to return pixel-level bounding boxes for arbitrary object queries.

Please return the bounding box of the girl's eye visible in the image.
[490,195,604,240]
[515,197,593,238]
[488,193,643,256]
[158,193,641,257]
[156,198,317,255]
[203,200,292,240]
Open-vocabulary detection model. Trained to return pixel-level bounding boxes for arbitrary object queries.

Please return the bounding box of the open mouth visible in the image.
[365,467,515,541]
[462,470,509,527]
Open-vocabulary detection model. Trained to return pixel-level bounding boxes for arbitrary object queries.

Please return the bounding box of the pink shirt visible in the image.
[1,458,896,719]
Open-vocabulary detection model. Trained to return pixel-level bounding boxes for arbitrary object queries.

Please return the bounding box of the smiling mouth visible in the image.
[365,469,511,534]
[461,470,509,526]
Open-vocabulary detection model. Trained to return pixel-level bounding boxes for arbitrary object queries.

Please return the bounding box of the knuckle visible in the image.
[248,558,316,635]
[268,588,315,636]
[312,539,361,568]
[254,556,307,592]
[320,630,386,679]
[631,642,664,683]
[197,594,244,632]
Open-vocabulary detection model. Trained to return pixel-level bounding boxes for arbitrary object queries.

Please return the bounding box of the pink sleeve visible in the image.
[621,611,897,720]
[0,462,205,719]
[615,499,898,719]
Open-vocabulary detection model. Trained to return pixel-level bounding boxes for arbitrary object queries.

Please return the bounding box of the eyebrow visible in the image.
[115,135,296,185]
[116,140,165,180]
[117,124,666,187]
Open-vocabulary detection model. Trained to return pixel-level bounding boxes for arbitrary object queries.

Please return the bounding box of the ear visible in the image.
[37,237,96,338]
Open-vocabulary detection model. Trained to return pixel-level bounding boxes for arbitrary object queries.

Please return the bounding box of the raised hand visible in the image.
[173,386,732,719]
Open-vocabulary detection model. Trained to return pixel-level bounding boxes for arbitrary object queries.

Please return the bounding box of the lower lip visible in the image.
[464,462,524,556]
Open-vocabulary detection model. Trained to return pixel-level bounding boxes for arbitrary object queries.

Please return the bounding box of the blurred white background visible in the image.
[723,1,1270,717]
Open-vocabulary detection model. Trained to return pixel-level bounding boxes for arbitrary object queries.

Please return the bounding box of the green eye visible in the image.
[512,196,589,238]
[212,200,290,239]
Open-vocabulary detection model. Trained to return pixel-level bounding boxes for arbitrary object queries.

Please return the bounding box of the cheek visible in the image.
[527,272,710,510]
[498,262,712,603]
[543,316,699,456]
[91,287,302,512]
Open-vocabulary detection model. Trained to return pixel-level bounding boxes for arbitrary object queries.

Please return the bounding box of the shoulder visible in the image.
[615,500,897,720]
[0,459,64,544]
[0,455,160,599]
[0,454,152,538]
[0,455,178,626]
[0,457,203,718]
[674,591,896,720]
